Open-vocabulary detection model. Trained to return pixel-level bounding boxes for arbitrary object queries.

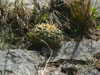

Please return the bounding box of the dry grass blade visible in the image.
[84,0,91,19]
[32,34,53,75]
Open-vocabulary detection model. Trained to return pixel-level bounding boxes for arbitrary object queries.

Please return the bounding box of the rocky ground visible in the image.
[0,40,100,75]
[0,0,100,75]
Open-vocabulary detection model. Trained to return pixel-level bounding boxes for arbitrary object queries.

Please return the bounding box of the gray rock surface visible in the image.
[79,69,100,75]
[40,40,100,75]
[0,49,44,75]
[53,40,100,62]
[7,0,50,9]
[0,40,100,75]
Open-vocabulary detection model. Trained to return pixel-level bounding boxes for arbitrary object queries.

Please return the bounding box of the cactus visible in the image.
[28,23,63,48]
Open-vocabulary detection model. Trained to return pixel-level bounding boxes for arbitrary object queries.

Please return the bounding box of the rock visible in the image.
[37,39,100,75]
[53,40,100,62]
[61,64,78,74]
[79,69,100,75]
[7,0,50,9]
[0,49,44,75]
[0,40,100,75]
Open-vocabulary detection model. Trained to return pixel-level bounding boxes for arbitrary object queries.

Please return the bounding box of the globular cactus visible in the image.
[28,23,63,48]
